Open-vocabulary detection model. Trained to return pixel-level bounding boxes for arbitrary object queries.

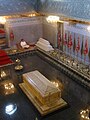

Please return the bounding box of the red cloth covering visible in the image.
[0,50,13,66]
[0,29,5,34]
[0,50,7,57]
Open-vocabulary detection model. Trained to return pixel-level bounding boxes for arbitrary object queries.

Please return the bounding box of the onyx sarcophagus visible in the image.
[19,70,67,115]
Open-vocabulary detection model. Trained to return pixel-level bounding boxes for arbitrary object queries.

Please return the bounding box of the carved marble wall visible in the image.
[5,17,43,47]
[42,17,57,48]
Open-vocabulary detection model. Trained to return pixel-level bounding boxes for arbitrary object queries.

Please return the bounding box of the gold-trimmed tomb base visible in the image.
[19,83,67,116]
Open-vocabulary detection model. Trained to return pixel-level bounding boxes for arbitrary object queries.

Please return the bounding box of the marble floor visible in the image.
[0,51,90,120]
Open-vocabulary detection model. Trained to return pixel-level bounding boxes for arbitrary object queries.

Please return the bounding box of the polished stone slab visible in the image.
[0,50,89,120]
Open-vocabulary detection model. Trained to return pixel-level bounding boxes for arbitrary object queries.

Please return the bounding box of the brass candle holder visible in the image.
[15,58,23,71]
[80,107,90,120]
